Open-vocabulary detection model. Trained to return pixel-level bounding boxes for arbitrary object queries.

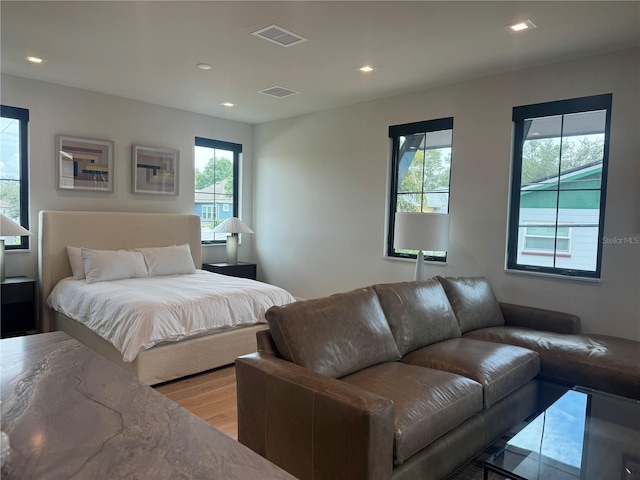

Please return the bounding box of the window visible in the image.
[0,105,30,250]
[523,223,571,255]
[201,205,215,220]
[507,94,612,278]
[387,117,453,261]
[194,137,240,243]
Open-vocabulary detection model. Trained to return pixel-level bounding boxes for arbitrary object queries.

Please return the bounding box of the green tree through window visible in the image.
[388,117,454,261]
[507,94,612,278]
[194,137,241,243]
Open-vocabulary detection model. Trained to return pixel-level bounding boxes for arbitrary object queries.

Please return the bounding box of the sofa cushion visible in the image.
[464,327,640,400]
[437,276,505,333]
[266,287,401,378]
[373,280,461,356]
[341,362,483,465]
[402,338,540,408]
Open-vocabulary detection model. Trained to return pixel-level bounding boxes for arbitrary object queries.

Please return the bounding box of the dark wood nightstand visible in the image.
[202,262,257,280]
[1,276,37,338]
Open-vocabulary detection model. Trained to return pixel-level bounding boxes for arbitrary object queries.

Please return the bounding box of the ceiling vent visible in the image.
[259,86,300,98]
[252,24,307,47]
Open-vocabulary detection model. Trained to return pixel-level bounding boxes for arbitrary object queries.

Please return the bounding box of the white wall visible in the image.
[1,74,255,280]
[253,48,640,340]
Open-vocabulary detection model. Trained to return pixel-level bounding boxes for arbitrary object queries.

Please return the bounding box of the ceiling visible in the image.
[2,1,639,125]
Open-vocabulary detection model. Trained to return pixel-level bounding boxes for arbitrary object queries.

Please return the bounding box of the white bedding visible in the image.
[47,270,295,362]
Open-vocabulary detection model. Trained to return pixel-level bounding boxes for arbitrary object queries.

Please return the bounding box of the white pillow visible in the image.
[67,246,85,280]
[139,244,197,276]
[82,248,149,284]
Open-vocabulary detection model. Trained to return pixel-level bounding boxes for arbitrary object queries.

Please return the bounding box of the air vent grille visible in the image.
[259,86,300,98]
[252,24,307,47]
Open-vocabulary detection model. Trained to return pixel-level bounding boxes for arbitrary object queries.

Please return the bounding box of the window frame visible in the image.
[194,136,241,245]
[507,94,612,278]
[1,105,30,250]
[387,117,454,262]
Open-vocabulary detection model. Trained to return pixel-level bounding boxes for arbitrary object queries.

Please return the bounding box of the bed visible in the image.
[38,210,294,385]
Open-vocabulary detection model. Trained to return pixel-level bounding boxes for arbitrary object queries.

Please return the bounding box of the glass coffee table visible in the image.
[484,386,640,480]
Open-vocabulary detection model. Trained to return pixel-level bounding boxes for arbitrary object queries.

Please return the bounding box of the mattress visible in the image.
[47,270,296,362]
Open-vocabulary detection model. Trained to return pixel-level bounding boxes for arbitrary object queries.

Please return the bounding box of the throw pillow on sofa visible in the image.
[266,287,401,378]
[437,276,505,333]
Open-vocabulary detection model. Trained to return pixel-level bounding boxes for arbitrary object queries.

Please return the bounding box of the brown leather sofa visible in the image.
[236,276,640,480]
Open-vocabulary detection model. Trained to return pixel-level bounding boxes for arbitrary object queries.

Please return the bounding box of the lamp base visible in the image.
[414,250,425,281]
[226,234,238,265]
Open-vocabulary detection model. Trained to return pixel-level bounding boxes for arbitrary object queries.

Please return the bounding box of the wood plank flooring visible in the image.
[155,365,239,440]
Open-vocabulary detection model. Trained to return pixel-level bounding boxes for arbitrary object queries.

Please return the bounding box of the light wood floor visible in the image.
[155,365,239,440]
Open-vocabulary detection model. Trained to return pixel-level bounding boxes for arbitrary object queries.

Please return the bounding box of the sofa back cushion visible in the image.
[373,280,461,356]
[266,287,401,378]
[436,276,505,333]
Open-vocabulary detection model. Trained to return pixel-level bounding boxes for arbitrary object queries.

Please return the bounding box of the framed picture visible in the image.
[132,145,180,195]
[56,135,114,192]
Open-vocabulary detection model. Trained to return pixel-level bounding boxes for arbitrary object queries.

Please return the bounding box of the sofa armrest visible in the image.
[236,353,395,480]
[256,328,280,355]
[499,302,580,334]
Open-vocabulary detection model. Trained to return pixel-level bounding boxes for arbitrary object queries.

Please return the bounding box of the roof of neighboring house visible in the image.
[520,162,603,210]
[522,162,602,192]
[195,180,232,203]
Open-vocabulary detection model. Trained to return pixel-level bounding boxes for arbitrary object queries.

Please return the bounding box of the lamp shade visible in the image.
[394,212,449,251]
[0,214,32,237]
[211,217,254,234]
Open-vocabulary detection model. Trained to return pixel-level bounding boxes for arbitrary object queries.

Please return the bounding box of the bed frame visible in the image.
[38,210,268,385]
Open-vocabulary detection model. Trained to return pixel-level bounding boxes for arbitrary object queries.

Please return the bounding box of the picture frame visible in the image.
[56,135,114,192]
[132,145,180,195]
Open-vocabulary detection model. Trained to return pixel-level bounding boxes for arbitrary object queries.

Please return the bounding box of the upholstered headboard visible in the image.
[38,211,202,332]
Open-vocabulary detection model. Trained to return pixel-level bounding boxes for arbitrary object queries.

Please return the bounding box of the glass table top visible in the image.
[485,387,640,480]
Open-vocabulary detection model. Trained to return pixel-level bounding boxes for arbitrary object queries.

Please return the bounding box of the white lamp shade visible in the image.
[211,217,254,234]
[0,214,32,237]
[394,212,449,251]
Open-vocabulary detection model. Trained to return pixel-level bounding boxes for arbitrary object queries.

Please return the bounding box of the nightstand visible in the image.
[1,276,37,338]
[202,262,257,280]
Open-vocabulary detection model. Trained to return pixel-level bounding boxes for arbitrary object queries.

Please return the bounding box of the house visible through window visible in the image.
[194,137,240,243]
[507,94,612,278]
[0,105,29,250]
[523,223,571,255]
[387,117,453,261]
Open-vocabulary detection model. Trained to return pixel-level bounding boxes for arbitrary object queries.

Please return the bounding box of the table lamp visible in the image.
[394,212,450,281]
[211,217,254,265]
[0,214,32,282]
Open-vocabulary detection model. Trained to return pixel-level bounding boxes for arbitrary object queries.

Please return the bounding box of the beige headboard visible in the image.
[38,211,202,332]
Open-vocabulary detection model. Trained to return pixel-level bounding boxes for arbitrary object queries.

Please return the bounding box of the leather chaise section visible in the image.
[500,302,580,334]
[464,327,640,400]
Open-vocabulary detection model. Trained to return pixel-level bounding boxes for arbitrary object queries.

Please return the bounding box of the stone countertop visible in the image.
[0,331,297,480]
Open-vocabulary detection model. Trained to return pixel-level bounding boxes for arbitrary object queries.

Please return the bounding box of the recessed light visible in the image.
[359,65,376,73]
[220,102,235,107]
[506,20,537,32]
[26,56,44,64]
[197,63,212,70]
